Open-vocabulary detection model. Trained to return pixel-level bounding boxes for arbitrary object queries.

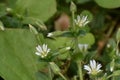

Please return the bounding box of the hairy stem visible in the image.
[59,72,67,80]
[77,61,83,80]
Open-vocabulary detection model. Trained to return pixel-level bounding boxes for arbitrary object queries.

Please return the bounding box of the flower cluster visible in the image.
[84,60,102,75]
[74,15,90,27]
[35,44,50,58]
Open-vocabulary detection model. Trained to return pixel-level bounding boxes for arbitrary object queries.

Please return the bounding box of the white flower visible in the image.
[84,60,102,75]
[35,44,50,58]
[66,47,71,50]
[78,44,88,52]
[47,33,53,37]
[74,15,90,27]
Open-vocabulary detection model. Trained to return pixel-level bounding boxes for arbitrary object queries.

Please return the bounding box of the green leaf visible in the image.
[57,47,70,60]
[36,72,49,80]
[7,0,56,22]
[0,3,7,17]
[112,70,120,76]
[78,33,95,45]
[46,37,72,50]
[114,76,120,80]
[76,0,90,4]
[0,29,39,80]
[94,0,120,8]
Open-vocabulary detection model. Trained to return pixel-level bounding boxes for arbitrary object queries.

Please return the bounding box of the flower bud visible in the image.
[49,62,61,75]
[29,24,38,34]
[6,7,13,14]
[36,22,47,31]
[70,1,77,12]
[110,59,115,72]
[0,21,5,31]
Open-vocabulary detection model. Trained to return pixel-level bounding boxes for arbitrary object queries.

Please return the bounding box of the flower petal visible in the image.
[35,52,40,56]
[84,65,91,72]
[96,64,102,71]
[92,60,97,69]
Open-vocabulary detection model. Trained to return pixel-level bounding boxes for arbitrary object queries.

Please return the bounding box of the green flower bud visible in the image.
[0,21,5,31]
[49,62,61,75]
[36,22,47,31]
[29,24,38,34]
[70,1,77,12]
[6,8,13,13]
[110,59,115,72]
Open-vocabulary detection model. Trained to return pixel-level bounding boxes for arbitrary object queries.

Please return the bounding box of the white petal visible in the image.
[98,70,102,72]
[35,52,40,56]
[84,65,91,72]
[43,44,48,52]
[77,15,80,22]
[90,60,94,69]
[36,46,42,52]
[92,60,97,69]
[83,21,90,26]
[42,44,45,50]
[96,64,102,71]
[78,44,84,51]
[66,47,71,50]
[47,33,53,37]
[81,16,86,23]
[38,45,43,51]
[47,49,50,53]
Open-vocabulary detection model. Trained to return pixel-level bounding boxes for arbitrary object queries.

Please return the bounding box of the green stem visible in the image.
[77,61,83,80]
[116,40,119,48]
[58,72,67,80]
[107,21,115,37]
[112,77,115,80]
[116,40,120,55]
[73,75,77,80]
[72,11,75,27]
[107,75,112,79]
[36,35,42,44]
[48,66,52,80]
[72,11,76,33]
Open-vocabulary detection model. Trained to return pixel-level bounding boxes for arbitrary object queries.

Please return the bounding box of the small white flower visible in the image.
[47,33,53,37]
[35,44,50,58]
[74,15,90,27]
[78,44,88,52]
[107,44,111,48]
[84,60,102,75]
[66,47,71,50]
